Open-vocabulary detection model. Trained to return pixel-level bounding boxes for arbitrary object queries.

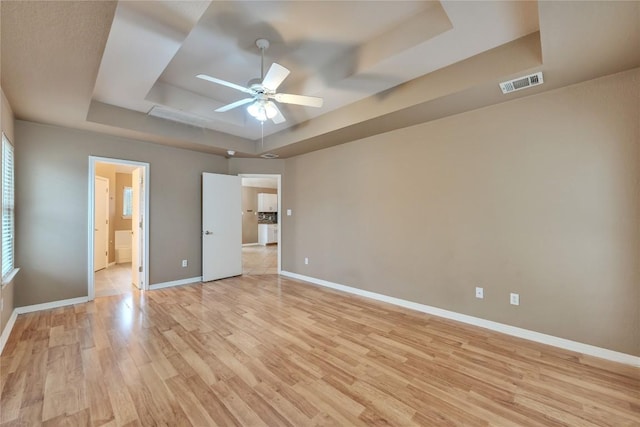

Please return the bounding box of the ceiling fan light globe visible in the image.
[264,101,278,119]
[247,101,267,122]
[247,100,278,122]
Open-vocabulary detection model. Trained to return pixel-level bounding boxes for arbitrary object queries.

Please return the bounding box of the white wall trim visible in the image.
[242,243,259,247]
[0,309,18,355]
[2,268,20,286]
[280,271,640,367]
[88,157,150,301]
[15,296,90,315]
[149,276,202,290]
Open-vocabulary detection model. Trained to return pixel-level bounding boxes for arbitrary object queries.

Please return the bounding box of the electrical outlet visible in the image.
[287,209,292,216]
[475,287,484,299]
[510,293,520,306]
[181,260,188,268]
[304,257,309,265]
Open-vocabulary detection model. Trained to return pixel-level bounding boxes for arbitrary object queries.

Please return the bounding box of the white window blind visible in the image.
[2,133,15,279]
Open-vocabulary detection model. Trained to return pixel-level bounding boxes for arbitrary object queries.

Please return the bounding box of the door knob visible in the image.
[204,230,213,235]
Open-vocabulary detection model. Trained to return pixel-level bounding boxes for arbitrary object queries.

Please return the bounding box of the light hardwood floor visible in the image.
[1,275,638,426]
[94,263,134,298]
[242,244,277,275]
[93,244,277,299]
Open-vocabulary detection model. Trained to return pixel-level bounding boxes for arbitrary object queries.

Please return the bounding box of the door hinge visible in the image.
[105,251,108,256]
[139,221,143,228]
[138,266,142,272]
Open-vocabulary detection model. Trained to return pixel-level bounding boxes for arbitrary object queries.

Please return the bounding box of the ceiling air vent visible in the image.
[499,72,544,94]
[260,153,279,159]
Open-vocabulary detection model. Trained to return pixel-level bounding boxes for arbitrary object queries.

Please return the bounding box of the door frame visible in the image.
[238,174,282,274]
[88,156,150,300]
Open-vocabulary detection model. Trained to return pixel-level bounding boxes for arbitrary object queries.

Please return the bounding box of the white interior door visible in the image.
[202,173,242,281]
[131,167,143,289]
[94,177,109,272]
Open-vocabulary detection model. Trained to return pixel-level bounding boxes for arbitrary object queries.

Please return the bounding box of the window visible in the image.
[2,133,15,281]
[122,186,133,218]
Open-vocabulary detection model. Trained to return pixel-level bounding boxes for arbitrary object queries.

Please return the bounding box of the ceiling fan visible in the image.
[197,39,323,124]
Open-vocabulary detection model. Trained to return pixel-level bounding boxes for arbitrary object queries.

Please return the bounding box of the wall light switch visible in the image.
[304,257,309,265]
[510,293,520,306]
[287,209,292,216]
[475,287,484,299]
[182,260,188,268]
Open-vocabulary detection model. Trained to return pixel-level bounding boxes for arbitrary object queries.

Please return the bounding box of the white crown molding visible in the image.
[280,271,640,367]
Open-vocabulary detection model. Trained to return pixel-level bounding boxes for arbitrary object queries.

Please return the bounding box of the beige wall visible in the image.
[242,186,277,244]
[114,172,133,232]
[282,68,640,356]
[95,162,116,264]
[228,158,285,176]
[6,69,639,357]
[14,121,228,306]
[0,88,15,338]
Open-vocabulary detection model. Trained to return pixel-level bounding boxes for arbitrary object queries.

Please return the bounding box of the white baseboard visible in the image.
[280,271,640,367]
[16,296,90,314]
[0,309,18,355]
[242,243,259,247]
[149,276,202,290]
[108,262,116,267]
[2,295,94,354]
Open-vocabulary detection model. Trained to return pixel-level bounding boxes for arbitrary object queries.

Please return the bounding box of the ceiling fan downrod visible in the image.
[256,38,270,81]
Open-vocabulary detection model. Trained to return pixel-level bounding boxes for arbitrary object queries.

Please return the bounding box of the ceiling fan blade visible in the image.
[215,98,254,112]
[262,63,290,92]
[196,74,253,95]
[273,93,323,108]
[270,103,286,124]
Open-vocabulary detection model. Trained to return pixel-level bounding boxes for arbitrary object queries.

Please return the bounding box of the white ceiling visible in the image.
[2,1,639,158]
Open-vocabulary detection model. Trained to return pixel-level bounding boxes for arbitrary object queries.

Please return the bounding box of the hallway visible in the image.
[94,263,134,297]
[242,244,278,275]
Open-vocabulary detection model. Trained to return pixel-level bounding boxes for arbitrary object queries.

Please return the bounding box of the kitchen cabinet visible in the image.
[258,193,278,212]
[258,224,278,245]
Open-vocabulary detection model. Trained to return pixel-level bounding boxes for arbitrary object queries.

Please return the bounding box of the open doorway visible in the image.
[88,157,149,299]
[239,174,281,275]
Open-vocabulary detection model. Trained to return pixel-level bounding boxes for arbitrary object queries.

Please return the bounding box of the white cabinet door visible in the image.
[259,224,278,245]
[258,224,269,245]
[258,193,278,212]
[269,224,278,243]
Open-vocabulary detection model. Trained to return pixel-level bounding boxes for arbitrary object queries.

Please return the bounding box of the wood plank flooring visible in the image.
[1,274,639,426]
[94,263,134,298]
[242,245,278,275]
